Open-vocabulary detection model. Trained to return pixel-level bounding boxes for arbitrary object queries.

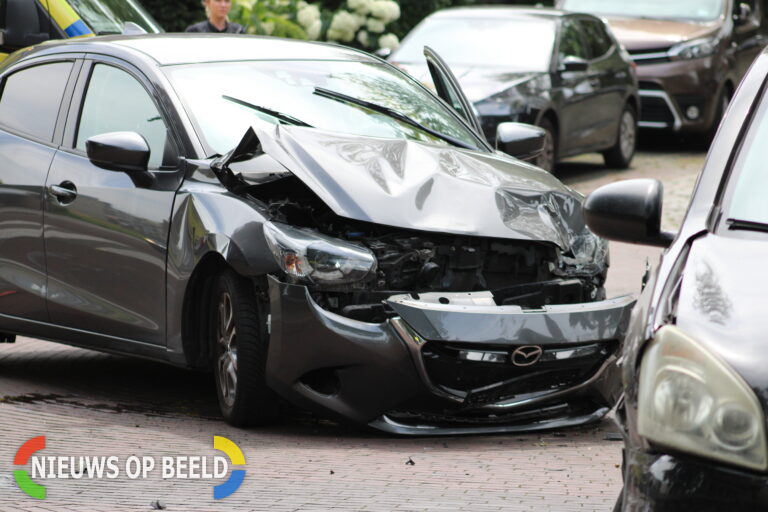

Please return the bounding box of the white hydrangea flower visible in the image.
[357,30,369,46]
[262,21,275,35]
[348,0,372,15]
[366,18,385,33]
[370,1,400,23]
[297,4,321,28]
[327,9,363,41]
[306,19,322,40]
[378,32,400,50]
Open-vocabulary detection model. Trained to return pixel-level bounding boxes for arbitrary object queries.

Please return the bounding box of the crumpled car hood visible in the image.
[252,124,598,255]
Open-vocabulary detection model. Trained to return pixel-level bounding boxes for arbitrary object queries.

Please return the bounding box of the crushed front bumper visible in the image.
[266,276,635,435]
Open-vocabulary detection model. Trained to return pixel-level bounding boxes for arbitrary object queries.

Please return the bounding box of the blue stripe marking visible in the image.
[64,20,92,37]
[213,469,245,499]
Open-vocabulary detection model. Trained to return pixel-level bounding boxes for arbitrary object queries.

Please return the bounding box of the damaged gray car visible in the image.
[0,34,634,434]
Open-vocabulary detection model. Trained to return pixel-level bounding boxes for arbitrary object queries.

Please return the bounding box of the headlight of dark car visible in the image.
[474,89,528,118]
[263,221,377,285]
[668,36,719,61]
[637,325,767,471]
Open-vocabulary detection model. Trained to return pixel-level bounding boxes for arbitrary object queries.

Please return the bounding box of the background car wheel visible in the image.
[536,117,557,172]
[603,105,637,169]
[211,269,280,427]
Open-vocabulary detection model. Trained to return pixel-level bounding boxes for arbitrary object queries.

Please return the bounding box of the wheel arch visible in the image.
[165,190,280,367]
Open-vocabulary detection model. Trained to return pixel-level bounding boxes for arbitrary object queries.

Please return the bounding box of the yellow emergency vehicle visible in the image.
[0,0,162,62]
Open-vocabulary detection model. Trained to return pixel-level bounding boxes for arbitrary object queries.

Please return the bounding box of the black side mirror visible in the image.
[583,179,675,247]
[86,132,150,173]
[560,56,589,73]
[734,2,752,25]
[496,122,546,162]
[3,0,51,48]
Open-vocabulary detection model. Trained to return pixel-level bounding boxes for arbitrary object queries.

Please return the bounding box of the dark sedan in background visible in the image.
[390,7,639,172]
[584,43,768,511]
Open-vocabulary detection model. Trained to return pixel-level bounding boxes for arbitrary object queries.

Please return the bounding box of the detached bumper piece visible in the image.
[266,277,635,435]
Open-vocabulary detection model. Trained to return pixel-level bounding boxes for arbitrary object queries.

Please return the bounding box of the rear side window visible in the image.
[76,64,176,169]
[580,20,613,59]
[0,62,73,142]
[558,19,590,61]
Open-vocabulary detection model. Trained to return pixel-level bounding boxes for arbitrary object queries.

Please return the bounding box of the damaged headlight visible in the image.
[263,221,377,285]
[638,325,767,471]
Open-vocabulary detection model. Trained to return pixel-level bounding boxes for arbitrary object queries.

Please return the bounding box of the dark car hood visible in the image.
[251,123,595,254]
[604,17,719,51]
[393,62,541,103]
[675,234,768,399]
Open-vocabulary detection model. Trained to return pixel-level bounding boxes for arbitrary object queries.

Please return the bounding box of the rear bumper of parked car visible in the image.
[622,446,768,511]
[635,57,723,132]
[265,276,635,435]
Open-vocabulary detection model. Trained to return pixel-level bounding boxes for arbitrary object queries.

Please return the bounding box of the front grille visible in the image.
[420,340,615,407]
[630,47,671,65]
[640,96,675,125]
[638,81,664,90]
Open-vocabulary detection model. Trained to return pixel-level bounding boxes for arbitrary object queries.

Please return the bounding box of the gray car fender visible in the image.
[165,184,280,366]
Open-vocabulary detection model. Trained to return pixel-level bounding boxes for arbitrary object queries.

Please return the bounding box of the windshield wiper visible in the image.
[726,218,768,233]
[312,87,477,150]
[222,95,313,127]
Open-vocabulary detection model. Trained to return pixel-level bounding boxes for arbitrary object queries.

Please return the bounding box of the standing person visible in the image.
[186,0,245,34]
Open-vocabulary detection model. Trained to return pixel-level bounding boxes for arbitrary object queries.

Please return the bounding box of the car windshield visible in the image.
[561,0,723,22]
[726,98,768,225]
[392,17,555,71]
[166,60,483,155]
[69,0,162,34]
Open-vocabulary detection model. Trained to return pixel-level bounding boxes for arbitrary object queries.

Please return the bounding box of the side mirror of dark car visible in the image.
[496,122,546,162]
[560,56,589,73]
[734,2,752,25]
[583,179,675,247]
[86,132,150,173]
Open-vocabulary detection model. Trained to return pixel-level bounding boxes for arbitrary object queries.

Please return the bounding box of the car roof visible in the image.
[427,6,577,20]
[15,34,380,67]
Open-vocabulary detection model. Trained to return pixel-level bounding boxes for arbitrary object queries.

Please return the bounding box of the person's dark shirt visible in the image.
[185,20,245,34]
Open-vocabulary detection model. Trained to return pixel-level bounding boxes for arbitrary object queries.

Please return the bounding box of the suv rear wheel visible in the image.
[211,269,280,426]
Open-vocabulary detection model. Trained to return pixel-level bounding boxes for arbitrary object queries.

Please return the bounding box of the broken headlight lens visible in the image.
[263,221,377,285]
[638,325,767,471]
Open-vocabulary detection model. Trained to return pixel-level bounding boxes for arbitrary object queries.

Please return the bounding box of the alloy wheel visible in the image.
[619,110,636,162]
[216,291,238,407]
[537,129,555,172]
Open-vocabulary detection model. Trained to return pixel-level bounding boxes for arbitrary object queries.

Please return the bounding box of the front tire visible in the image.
[211,269,279,427]
[603,105,637,169]
[536,117,557,173]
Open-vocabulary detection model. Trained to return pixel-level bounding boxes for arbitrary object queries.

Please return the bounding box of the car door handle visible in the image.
[48,181,77,204]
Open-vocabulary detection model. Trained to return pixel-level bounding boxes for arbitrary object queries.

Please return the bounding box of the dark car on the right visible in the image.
[583,43,768,511]
[559,0,768,136]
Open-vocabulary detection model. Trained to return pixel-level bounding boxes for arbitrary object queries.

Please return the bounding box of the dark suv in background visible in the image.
[559,0,768,136]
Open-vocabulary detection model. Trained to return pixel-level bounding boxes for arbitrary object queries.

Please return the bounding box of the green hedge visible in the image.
[142,0,555,38]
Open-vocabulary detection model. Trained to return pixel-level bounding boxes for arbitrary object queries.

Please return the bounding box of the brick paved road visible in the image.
[0,141,705,512]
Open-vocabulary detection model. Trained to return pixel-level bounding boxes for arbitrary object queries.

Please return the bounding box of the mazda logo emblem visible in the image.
[511,345,543,367]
